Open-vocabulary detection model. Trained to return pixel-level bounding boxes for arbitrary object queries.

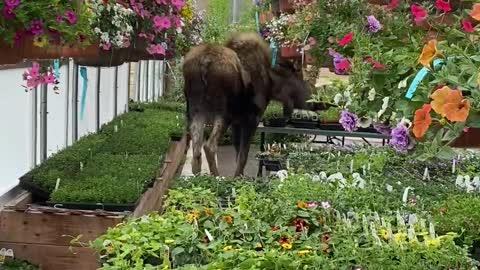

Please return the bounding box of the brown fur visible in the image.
[183,32,311,177]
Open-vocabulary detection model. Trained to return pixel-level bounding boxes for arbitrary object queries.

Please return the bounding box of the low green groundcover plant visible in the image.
[87,146,480,269]
[2,259,38,270]
[25,102,185,204]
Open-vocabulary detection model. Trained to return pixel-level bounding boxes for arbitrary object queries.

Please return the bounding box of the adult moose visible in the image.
[183,32,310,176]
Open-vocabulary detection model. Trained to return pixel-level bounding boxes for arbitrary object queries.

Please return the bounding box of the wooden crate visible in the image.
[0,136,187,270]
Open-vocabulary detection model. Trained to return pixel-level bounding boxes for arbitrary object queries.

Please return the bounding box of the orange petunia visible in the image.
[419,39,440,67]
[443,90,471,122]
[471,3,480,21]
[430,86,450,116]
[413,104,432,138]
[430,86,471,122]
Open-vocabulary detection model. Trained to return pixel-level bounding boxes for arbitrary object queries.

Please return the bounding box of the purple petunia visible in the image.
[5,0,20,9]
[65,10,77,25]
[2,7,15,19]
[367,15,382,33]
[390,122,414,152]
[340,111,359,132]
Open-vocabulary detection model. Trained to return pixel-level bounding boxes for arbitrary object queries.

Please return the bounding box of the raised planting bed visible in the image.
[19,102,186,211]
[0,134,188,270]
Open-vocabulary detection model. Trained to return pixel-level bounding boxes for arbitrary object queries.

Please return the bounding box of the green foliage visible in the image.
[1,259,38,270]
[28,102,185,204]
[203,0,232,43]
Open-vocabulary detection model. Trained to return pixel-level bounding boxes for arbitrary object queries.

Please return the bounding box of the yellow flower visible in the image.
[379,229,389,240]
[223,215,234,224]
[255,243,263,249]
[297,202,307,209]
[425,237,441,249]
[223,245,233,251]
[281,243,293,250]
[186,211,200,223]
[297,250,311,257]
[204,208,214,216]
[304,245,313,250]
[165,239,175,244]
[33,35,48,48]
[393,232,407,243]
[418,39,440,67]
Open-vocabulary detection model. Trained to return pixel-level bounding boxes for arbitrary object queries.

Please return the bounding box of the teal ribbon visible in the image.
[53,59,61,79]
[255,11,260,33]
[405,59,446,100]
[270,41,278,67]
[79,67,88,120]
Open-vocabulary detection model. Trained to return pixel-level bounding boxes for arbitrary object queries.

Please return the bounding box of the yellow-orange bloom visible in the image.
[413,104,432,138]
[430,86,470,122]
[223,215,234,224]
[419,39,440,67]
[297,202,307,209]
[431,86,451,116]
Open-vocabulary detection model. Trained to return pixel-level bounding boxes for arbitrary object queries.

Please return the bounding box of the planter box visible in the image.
[0,136,188,270]
[280,46,301,59]
[451,128,480,148]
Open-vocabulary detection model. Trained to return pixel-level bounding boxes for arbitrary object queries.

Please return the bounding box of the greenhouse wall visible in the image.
[0,60,167,198]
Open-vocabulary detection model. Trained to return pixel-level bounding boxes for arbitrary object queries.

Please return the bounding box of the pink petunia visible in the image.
[153,16,171,31]
[56,14,64,23]
[2,7,15,19]
[146,43,166,55]
[173,15,183,29]
[338,32,354,47]
[435,0,451,13]
[462,20,475,32]
[30,20,44,36]
[101,42,112,51]
[5,0,20,9]
[411,4,428,23]
[42,73,56,84]
[171,0,185,10]
[386,0,399,10]
[28,62,40,78]
[335,59,351,72]
[65,10,77,25]
[308,37,317,46]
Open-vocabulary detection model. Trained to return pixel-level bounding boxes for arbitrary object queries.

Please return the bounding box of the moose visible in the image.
[183,32,311,176]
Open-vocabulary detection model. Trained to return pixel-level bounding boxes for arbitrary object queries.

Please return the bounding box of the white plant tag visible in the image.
[422,167,430,181]
[205,229,214,242]
[114,125,118,133]
[452,159,456,174]
[55,178,61,191]
[402,187,412,205]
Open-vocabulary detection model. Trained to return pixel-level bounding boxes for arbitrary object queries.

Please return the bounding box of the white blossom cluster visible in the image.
[265,13,295,46]
[90,0,135,49]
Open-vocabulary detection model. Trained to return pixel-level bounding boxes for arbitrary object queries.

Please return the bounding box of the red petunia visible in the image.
[435,0,451,13]
[462,20,475,32]
[338,32,354,47]
[411,4,428,23]
[364,57,386,70]
[386,0,399,10]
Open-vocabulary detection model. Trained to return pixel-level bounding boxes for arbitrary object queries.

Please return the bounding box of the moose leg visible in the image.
[231,123,241,159]
[204,116,226,176]
[234,122,257,177]
[190,114,205,175]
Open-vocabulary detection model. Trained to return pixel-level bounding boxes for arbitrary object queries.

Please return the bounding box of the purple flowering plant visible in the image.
[0,0,92,47]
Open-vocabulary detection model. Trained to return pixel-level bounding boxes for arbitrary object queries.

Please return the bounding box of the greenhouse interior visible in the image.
[1,0,480,269]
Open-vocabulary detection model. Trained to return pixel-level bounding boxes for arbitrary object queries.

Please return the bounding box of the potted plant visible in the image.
[256,143,288,171]
[288,109,319,129]
[263,102,288,127]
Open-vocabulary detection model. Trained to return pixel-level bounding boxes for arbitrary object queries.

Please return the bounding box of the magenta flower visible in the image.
[5,0,20,9]
[153,16,171,31]
[174,15,182,29]
[79,34,86,43]
[65,10,77,25]
[171,0,185,10]
[56,14,64,23]
[307,202,318,208]
[2,7,16,19]
[30,20,44,36]
[146,43,166,55]
[101,42,112,51]
[155,0,167,4]
[43,73,56,84]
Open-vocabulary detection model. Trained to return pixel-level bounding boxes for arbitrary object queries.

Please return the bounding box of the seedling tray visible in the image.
[262,159,286,171]
[289,119,319,129]
[264,117,288,127]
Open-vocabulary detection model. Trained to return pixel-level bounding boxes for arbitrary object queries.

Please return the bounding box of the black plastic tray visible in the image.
[264,117,288,127]
[289,119,319,129]
[262,159,286,171]
[19,173,51,201]
[45,201,138,212]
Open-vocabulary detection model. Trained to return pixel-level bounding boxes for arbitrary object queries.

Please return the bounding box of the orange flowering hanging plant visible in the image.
[418,39,440,67]
[430,86,470,122]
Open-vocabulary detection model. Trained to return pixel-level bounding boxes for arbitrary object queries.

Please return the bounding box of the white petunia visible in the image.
[367,88,376,101]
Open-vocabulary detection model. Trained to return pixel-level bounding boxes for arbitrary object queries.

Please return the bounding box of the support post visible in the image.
[39,83,48,162]
[126,63,131,112]
[96,67,101,131]
[72,64,79,143]
[64,60,70,147]
[136,61,141,101]
[31,87,38,168]
[145,60,150,102]
[113,66,118,117]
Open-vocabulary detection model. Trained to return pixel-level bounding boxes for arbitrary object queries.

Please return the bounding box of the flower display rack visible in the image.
[0,135,188,270]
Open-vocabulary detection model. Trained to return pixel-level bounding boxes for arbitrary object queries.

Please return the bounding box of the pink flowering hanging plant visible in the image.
[22,61,60,92]
[128,0,186,57]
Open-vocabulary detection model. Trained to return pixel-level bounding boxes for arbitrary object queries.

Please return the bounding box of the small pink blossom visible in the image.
[43,73,56,84]
[2,7,15,19]
[30,20,44,36]
[101,42,112,51]
[155,0,167,4]
[307,202,318,208]
[56,14,64,23]
[321,201,331,209]
[171,0,185,10]
[462,20,475,32]
[5,0,20,9]
[411,4,427,23]
[153,16,171,31]
[65,10,77,25]
[308,37,317,46]
[146,43,166,55]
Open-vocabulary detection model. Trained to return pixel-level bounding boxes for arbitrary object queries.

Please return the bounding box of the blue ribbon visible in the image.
[79,67,88,120]
[255,11,260,34]
[270,41,278,67]
[53,59,61,79]
[405,59,446,100]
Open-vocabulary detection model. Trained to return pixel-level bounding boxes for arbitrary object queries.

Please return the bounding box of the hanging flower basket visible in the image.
[280,46,301,59]
[450,128,480,148]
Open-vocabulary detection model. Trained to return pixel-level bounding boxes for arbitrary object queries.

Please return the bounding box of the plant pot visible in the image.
[262,159,286,171]
[279,0,295,13]
[450,128,480,148]
[280,46,301,59]
[259,11,274,24]
[264,117,288,127]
